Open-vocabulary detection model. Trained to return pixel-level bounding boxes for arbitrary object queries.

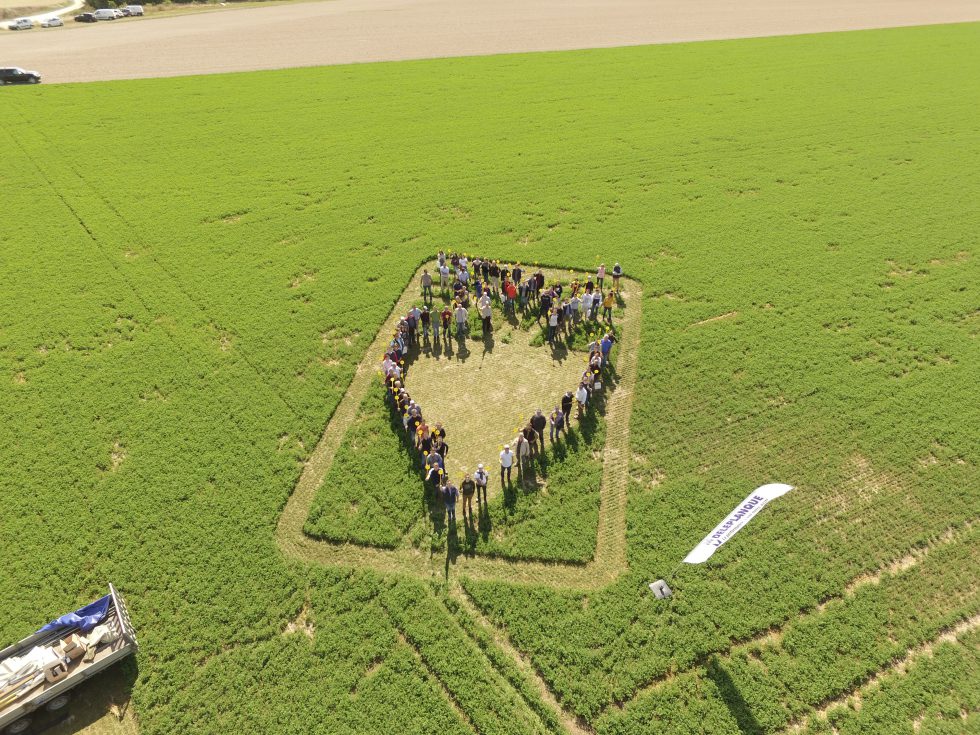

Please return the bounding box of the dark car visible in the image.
[0,67,41,85]
[74,11,97,22]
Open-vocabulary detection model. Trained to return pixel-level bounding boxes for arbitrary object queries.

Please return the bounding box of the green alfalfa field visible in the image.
[1,20,978,735]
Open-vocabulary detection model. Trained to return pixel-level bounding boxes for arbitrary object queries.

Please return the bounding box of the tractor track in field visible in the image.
[275,261,642,590]
[599,519,980,719]
[779,613,980,734]
[449,582,594,735]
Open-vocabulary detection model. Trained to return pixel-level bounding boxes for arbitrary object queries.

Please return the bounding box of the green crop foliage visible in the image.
[0,20,977,735]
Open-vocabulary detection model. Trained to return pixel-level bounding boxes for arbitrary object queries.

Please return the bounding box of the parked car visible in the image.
[7,18,33,30]
[92,8,116,20]
[117,7,130,15]
[112,8,124,17]
[74,12,97,22]
[0,67,41,84]
[40,16,64,27]
[125,4,144,15]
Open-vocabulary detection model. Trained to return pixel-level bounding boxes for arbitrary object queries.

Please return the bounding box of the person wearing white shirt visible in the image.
[439,264,450,291]
[454,304,468,336]
[474,464,489,503]
[548,309,559,343]
[479,297,493,334]
[575,383,589,418]
[499,445,514,485]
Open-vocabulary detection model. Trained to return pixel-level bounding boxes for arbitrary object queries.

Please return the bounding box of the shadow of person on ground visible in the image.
[477,497,492,542]
[455,332,470,362]
[462,509,478,555]
[444,519,460,576]
[549,340,569,363]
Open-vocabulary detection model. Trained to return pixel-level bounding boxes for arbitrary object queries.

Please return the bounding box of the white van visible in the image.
[93,8,117,19]
[7,17,33,30]
[125,4,144,14]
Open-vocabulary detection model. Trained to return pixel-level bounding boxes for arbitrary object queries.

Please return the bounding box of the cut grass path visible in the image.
[276,261,641,588]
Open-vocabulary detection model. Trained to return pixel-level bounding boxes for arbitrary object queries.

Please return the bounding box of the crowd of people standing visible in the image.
[380,253,624,526]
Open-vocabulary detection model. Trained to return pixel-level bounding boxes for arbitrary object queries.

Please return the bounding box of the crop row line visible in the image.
[449,582,593,735]
[393,627,478,734]
[602,518,978,717]
[14,121,309,423]
[778,613,980,734]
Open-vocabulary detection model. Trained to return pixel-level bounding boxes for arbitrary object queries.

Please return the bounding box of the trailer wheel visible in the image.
[5,717,32,734]
[45,693,71,712]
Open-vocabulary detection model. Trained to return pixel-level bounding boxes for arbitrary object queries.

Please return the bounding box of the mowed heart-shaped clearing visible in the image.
[280,261,639,580]
[404,320,594,500]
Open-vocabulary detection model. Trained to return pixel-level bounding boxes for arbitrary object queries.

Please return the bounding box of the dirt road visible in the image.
[1,0,979,84]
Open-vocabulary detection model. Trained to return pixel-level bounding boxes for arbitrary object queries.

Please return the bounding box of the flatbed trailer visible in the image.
[0,584,137,734]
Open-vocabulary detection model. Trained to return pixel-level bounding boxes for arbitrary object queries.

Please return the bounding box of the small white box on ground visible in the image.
[649,579,672,599]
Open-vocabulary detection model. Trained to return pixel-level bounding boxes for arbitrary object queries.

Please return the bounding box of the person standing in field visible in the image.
[432,435,449,462]
[489,261,500,295]
[521,423,537,458]
[431,422,446,445]
[460,473,476,520]
[548,308,559,344]
[439,262,451,293]
[575,382,589,418]
[550,406,566,442]
[580,290,593,325]
[443,478,458,523]
[438,250,447,267]
[420,306,431,342]
[408,305,422,344]
[515,432,531,476]
[499,444,514,486]
[539,289,553,324]
[531,409,547,453]
[504,280,518,314]
[561,391,574,420]
[597,263,606,290]
[421,269,433,302]
[425,450,443,487]
[479,293,493,335]
[612,262,623,291]
[474,464,489,504]
[602,290,615,323]
[571,292,582,324]
[600,332,614,368]
[454,302,468,337]
[441,305,452,338]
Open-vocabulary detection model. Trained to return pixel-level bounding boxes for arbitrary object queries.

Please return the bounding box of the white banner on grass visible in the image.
[682,483,793,564]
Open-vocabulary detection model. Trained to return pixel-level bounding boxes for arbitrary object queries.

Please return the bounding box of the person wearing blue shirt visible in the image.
[600,334,614,368]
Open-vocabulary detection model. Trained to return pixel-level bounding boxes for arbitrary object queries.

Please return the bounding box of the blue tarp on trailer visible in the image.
[36,595,110,634]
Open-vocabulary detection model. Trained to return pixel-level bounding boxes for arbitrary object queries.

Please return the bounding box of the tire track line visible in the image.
[450,582,594,735]
[601,520,978,717]
[780,613,980,734]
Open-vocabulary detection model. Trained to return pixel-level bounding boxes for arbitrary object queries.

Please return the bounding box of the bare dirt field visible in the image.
[1,0,979,84]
